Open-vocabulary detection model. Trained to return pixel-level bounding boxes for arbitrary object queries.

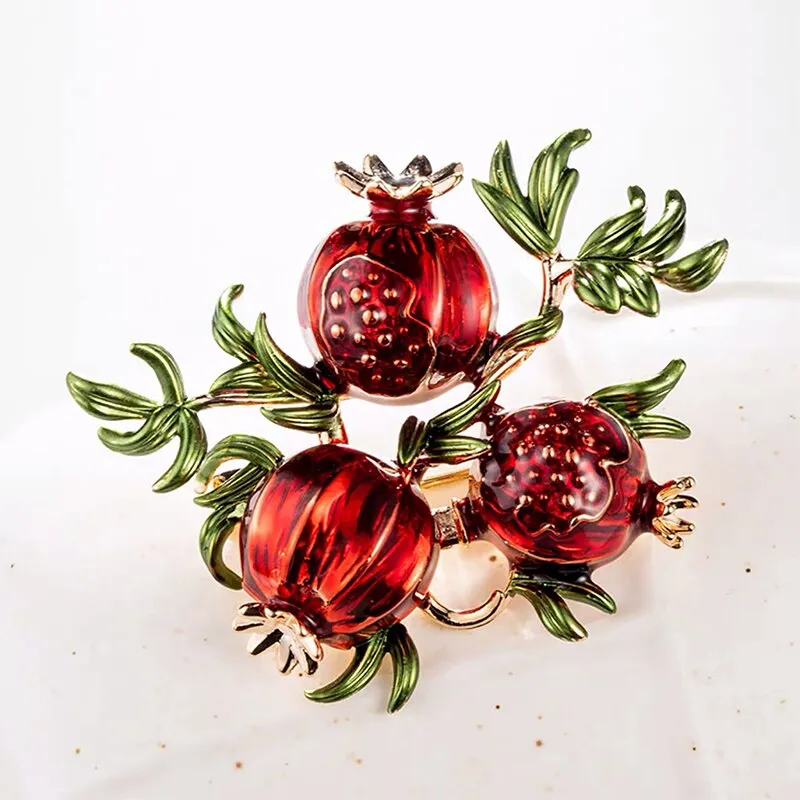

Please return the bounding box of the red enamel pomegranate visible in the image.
[299,155,497,401]
[474,401,673,567]
[240,444,438,649]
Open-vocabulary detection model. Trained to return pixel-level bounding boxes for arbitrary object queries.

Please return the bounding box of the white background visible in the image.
[1,1,799,798]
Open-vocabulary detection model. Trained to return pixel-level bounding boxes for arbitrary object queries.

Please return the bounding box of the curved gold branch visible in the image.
[418,588,510,630]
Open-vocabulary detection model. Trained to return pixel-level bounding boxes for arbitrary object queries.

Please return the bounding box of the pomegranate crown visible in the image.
[334,154,463,201]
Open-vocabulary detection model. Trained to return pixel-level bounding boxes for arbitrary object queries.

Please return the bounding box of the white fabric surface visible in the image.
[2,2,798,798]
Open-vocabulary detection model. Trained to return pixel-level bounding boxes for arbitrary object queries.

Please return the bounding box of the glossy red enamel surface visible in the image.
[478,402,659,567]
[300,199,496,399]
[240,444,437,648]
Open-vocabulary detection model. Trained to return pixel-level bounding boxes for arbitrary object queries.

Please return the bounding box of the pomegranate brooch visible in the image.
[67,130,728,712]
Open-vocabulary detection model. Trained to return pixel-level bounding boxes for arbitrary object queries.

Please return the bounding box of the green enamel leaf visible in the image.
[489,140,528,210]
[194,462,267,508]
[528,129,591,237]
[198,501,245,590]
[152,409,208,493]
[97,405,180,455]
[573,261,622,313]
[590,359,686,417]
[261,400,340,433]
[196,434,283,488]
[631,189,687,262]
[578,186,647,259]
[253,313,324,402]
[472,179,554,257]
[428,381,500,438]
[212,284,257,361]
[386,625,420,714]
[513,573,616,615]
[654,239,729,293]
[628,413,691,440]
[397,416,428,468]
[424,435,490,465]
[66,372,157,421]
[129,343,186,404]
[305,630,389,704]
[209,362,280,394]
[614,261,660,317]
[546,167,580,244]
[512,585,587,642]
[493,307,564,356]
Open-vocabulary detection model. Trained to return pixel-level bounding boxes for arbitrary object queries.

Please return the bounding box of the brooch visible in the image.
[67,130,728,713]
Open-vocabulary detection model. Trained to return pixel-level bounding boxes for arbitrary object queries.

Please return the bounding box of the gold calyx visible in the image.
[233,603,323,676]
[334,155,463,200]
[652,476,697,549]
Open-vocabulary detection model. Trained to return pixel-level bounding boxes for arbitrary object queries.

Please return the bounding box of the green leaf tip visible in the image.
[590,359,690,439]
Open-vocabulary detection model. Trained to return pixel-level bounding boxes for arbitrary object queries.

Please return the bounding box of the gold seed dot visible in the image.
[330,291,344,311]
[377,332,393,347]
[330,323,345,339]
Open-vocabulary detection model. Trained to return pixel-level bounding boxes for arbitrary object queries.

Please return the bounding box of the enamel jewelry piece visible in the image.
[67,130,728,712]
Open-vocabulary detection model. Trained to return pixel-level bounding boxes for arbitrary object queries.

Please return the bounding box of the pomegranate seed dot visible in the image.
[542,445,556,460]
[382,287,399,302]
[516,443,528,457]
[393,358,409,369]
[353,333,366,345]
[408,343,420,354]
[367,272,381,284]
[377,332,393,347]
[550,473,565,483]
[554,423,569,436]
[582,433,595,447]
[505,473,516,483]
[360,353,376,367]
[371,371,383,382]
[350,286,367,304]
[362,308,382,326]
[527,470,539,480]
[515,494,532,509]
[329,291,344,311]
[561,493,576,508]
[573,415,582,424]
[341,267,353,280]
[565,448,580,464]
[330,323,345,339]
[574,475,585,486]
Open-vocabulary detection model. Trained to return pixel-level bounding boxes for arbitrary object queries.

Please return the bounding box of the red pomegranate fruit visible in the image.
[239,444,438,653]
[299,155,497,400]
[474,401,693,567]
